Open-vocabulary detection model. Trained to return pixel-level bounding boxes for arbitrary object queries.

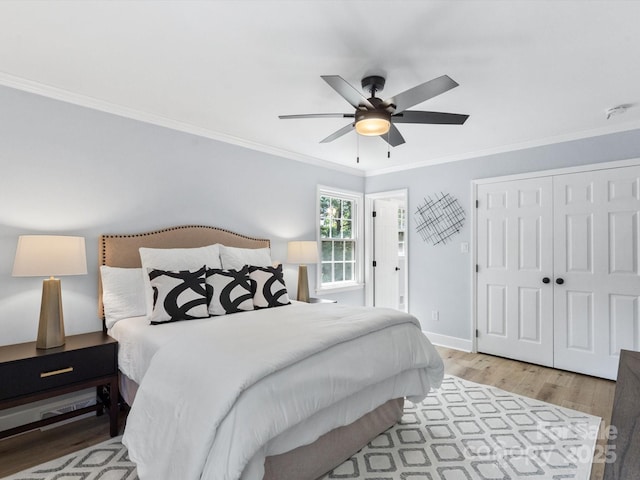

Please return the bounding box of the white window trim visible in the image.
[316,185,364,294]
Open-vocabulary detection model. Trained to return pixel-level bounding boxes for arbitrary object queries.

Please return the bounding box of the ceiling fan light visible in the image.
[355,111,391,136]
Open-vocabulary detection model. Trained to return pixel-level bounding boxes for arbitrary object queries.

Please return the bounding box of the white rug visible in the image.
[4,376,600,480]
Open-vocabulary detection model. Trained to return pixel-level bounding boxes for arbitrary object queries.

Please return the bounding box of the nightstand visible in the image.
[308,298,337,304]
[0,331,118,439]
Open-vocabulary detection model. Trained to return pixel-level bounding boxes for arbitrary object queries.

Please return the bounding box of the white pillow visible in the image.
[139,244,222,317]
[219,245,272,270]
[100,266,147,329]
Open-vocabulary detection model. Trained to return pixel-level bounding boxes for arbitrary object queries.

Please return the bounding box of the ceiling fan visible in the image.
[279,74,469,147]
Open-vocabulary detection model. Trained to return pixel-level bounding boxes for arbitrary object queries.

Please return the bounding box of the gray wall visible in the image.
[3,82,640,349]
[366,129,640,340]
[0,86,364,346]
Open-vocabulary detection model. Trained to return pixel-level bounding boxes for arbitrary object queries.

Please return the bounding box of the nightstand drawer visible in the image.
[0,343,116,401]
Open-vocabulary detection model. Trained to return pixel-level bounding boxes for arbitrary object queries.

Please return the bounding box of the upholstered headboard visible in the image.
[98,225,270,322]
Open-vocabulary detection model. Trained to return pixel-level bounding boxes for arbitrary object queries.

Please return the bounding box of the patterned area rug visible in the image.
[5,376,600,480]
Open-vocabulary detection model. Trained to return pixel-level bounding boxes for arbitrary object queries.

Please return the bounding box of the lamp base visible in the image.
[297,265,310,303]
[36,278,65,350]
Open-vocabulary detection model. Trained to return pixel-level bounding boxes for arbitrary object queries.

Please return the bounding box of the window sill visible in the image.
[316,283,364,295]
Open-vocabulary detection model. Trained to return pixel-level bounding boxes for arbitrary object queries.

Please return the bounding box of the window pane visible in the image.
[333,219,342,238]
[345,241,354,260]
[322,263,332,283]
[331,198,341,218]
[334,263,344,282]
[343,200,353,220]
[320,216,331,238]
[342,220,352,239]
[345,262,353,281]
[321,241,333,261]
[334,241,344,261]
[320,196,330,218]
[398,207,406,230]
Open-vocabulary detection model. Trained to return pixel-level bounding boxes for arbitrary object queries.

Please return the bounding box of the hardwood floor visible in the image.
[0,347,616,479]
[0,410,127,478]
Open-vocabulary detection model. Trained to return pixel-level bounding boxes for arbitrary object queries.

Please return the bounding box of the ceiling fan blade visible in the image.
[380,123,405,147]
[320,123,354,143]
[321,75,375,110]
[382,75,459,113]
[279,113,355,119]
[392,110,469,125]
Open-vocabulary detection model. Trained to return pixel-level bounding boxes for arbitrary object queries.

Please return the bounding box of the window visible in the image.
[318,187,362,290]
[398,207,406,256]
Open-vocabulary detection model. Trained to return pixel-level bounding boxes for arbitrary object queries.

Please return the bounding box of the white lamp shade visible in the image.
[13,235,88,277]
[287,241,319,265]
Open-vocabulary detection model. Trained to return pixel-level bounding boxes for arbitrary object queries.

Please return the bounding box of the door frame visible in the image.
[471,157,640,353]
[365,189,409,311]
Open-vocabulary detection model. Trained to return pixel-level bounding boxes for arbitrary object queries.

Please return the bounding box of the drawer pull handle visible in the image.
[40,367,74,378]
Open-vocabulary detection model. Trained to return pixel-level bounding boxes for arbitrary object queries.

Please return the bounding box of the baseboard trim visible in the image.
[423,331,473,352]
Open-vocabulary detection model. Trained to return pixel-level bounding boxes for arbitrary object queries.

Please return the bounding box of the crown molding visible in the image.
[3,72,639,180]
[0,72,364,178]
[364,121,640,177]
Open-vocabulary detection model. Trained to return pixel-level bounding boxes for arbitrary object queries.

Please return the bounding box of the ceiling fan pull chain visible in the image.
[387,131,391,158]
[356,131,360,164]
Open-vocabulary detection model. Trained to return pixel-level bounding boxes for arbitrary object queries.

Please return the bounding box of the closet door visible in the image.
[554,166,640,379]
[477,177,554,366]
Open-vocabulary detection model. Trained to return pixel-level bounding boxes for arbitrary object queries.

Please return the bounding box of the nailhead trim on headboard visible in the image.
[99,225,270,266]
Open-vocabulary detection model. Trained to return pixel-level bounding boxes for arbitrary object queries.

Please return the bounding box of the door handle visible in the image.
[395,267,401,271]
[555,278,564,285]
[542,277,550,284]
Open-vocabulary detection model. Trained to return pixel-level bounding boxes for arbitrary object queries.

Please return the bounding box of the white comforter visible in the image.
[122,302,443,480]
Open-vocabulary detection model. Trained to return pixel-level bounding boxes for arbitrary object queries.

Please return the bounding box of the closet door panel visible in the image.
[609,294,640,354]
[554,165,640,379]
[477,178,554,366]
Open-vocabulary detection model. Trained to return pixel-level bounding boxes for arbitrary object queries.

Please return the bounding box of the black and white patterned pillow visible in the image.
[206,266,254,315]
[148,266,209,324]
[249,264,291,309]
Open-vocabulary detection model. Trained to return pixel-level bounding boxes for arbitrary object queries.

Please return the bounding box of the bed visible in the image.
[98,225,444,480]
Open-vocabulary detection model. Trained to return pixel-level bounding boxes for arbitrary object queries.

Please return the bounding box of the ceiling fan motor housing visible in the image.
[361,75,386,96]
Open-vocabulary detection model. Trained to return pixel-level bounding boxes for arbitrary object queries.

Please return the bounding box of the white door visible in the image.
[373,199,400,309]
[476,177,554,366]
[554,166,640,379]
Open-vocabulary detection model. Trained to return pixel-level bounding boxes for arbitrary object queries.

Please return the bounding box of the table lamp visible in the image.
[12,235,87,349]
[287,241,319,302]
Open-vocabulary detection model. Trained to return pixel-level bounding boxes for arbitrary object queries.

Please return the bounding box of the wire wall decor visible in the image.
[415,192,465,245]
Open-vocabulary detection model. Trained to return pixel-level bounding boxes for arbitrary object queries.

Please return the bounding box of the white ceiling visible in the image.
[1,1,639,176]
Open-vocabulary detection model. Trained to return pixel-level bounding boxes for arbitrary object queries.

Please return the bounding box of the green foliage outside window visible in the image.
[320,194,356,285]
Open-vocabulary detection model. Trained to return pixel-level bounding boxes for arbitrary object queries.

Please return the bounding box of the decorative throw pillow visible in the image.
[100,266,147,329]
[148,266,209,324]
[139,244,222,318]
[219,245,272,270]
[249,264,291,309]
[206,266,254,315]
